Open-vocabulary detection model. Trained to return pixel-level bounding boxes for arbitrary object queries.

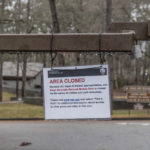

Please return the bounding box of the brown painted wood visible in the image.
[0,33,134,52]
[100,33,134,52]
[110,22,149,40]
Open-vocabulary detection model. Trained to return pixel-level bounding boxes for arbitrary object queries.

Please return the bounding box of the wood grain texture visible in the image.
[0,33,134,52]
[110,22,149,40]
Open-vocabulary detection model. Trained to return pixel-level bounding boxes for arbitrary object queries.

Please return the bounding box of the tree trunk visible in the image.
[16,0,21,99]
[0,0,5,32]
[0,0,5,101]
[49,0,64,66]
[74,1,84,66]
[16,53,19,99]
[106,0,113,114]
[22,0,30,98]
[106,0,112,31]
[0,54,3,102]
[142,58,146,85]
[75,53,80,65]
[49,0,60,33]
[135,58,138,85]
[16,0,21,33]
[26,0,31,33]
[22,54,27,98]
[41,53,47,97]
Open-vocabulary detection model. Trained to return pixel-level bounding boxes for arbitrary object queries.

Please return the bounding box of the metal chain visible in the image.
[99,33,105,64]
[50,31,57,69]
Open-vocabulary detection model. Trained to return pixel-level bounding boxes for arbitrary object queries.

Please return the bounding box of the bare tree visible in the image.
[16,53,20,99]
[49,0,60,33]
[41,53,47,97]
[74,0,83,65]
[0,0,5,31]
[16,0,21,34]
[16,0,21,99]
[22,0,31,98]
[49,0,65,66]
[22,53,27,98]
[0,0,5,101]
[106,0,112,31]
[106,0,113,113]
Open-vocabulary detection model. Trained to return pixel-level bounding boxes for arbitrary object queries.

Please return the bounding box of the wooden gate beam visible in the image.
[0,33,134,52]
[110,21,150,41]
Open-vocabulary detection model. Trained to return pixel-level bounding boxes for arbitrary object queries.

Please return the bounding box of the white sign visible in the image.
[43,65,111,119]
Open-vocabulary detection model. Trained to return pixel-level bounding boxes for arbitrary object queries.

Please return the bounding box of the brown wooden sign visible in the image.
[124,86,150,103]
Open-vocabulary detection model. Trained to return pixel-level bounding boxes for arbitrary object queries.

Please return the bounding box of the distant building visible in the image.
[2,62,43,95]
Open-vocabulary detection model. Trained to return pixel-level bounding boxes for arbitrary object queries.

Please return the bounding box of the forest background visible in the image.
[0,0,150,101]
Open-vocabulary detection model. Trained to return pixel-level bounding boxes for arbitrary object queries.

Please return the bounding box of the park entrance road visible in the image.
[0,120,150,150]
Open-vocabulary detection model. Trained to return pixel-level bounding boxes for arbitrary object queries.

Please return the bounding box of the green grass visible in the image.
[3,92,16,101]
[0,102,150,119]
[0,103,44,119]
[112,109,150,118]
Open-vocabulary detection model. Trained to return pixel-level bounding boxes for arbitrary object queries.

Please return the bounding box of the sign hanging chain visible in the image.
[99,33,105,64]
[50,31,57,69]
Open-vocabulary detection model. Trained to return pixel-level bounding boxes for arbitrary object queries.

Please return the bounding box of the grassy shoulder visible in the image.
[0,102,150,119]
[112,109,150,118]
[0,103,44,119]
